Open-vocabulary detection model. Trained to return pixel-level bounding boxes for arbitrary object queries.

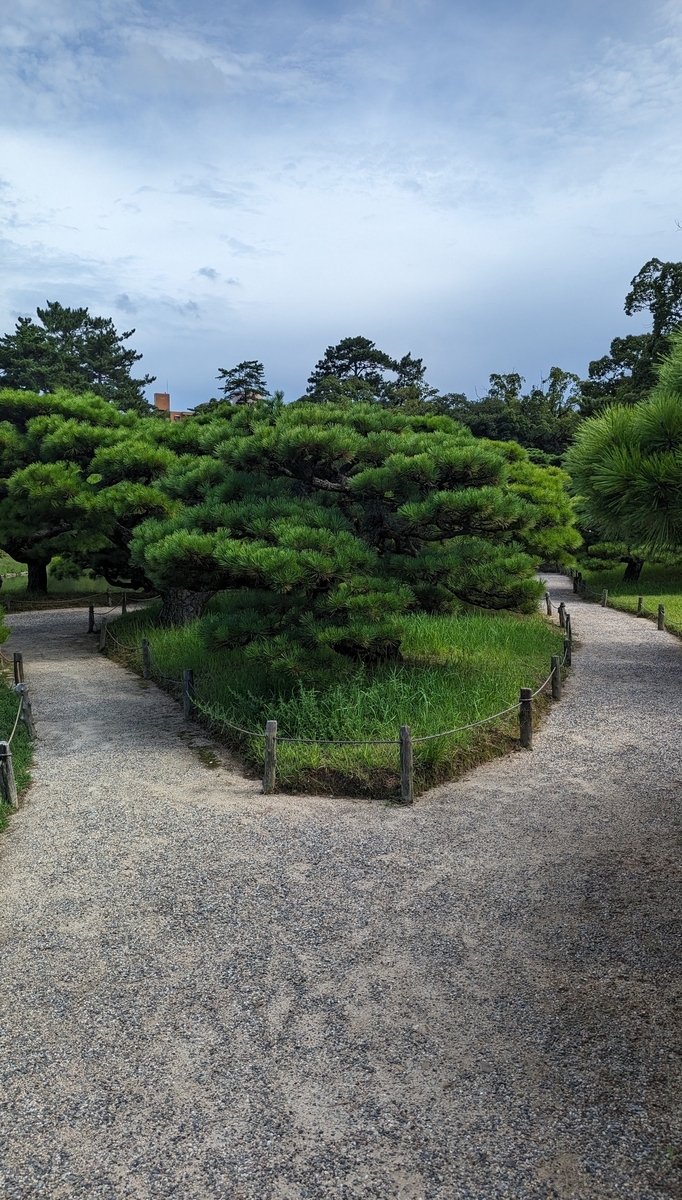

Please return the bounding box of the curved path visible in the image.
[0,575,680,1199]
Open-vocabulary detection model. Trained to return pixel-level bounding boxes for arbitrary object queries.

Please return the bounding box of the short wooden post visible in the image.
[106,590,112,607]
[4,595,9,612]
[182,668,195,719]
[0,741,17,809]
[15,683,36,739]
[13,652,24,685]
[658,603,665,631]
[400,725,414,804]
[99,617,107,650]
[545,591,552,616]
[519,688,533,749]
[551,654,562,700]
[637,595,643,616]
[141,637,151,679]
[601,589,608,607]
[122,591,127,615]
[580,578,587,597]
[558,602,566,629]
[87,604,95,634]
[263,720,277,794]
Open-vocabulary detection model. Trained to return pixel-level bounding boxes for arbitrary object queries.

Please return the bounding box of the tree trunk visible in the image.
[623,557,644,582]
[159,588,214,626]
[27,561,48,594]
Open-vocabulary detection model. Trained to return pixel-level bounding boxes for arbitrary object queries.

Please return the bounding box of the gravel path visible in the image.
[0,574,680,1200]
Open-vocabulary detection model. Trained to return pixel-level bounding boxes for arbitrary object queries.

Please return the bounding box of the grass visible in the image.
[0,657,33,832]
[581,563,682,636]
[107,600,564,799]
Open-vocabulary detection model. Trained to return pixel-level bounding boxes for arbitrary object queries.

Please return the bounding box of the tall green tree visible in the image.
[444,369,581,458]
[0,302,155,414]
[0,389,176,592]
[566,332,682,570]
[305,336,433,407]
[131,401,579,638]
[580,259,682,414]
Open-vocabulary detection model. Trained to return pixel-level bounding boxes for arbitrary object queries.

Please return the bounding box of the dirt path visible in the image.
[0,575,680,1200]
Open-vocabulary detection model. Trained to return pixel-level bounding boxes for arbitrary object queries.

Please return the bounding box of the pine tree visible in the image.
[132,401,579,646]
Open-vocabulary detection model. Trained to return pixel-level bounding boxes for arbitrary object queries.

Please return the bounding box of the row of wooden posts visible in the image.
[100,606,572,806]
[0,653,36,811]
[268,612,571,803]
[568,577,666,630]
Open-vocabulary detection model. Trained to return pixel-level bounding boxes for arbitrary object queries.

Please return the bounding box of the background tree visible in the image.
[0,302,155,414]
[579,259,682,414]
[131,401,579,636]
[443,369,581,459]
[0,389,177,592]
[305,336,434,407]
[566,332,682,574]
[215,360,270,405]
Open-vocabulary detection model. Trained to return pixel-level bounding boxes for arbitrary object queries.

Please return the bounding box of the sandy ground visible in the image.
[0,573,680,1200]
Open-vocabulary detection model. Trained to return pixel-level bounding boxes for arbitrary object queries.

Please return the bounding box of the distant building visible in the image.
[153,392,190,422]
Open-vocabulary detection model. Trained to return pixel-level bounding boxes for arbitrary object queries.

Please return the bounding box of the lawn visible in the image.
[581,563,682,636]
[107,600,565,798]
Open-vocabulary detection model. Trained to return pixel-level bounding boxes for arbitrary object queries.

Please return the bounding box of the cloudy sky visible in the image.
[1,0,681,408]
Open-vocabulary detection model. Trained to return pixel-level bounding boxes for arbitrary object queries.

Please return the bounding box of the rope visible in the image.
[7,694,22,745]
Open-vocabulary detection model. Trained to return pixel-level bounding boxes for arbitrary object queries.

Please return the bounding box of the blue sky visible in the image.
[1,0,681,408]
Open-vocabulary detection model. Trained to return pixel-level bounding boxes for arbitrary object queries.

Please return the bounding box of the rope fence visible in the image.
[95,587,574,804]
[563,569,669,632]
[0,650,36,811]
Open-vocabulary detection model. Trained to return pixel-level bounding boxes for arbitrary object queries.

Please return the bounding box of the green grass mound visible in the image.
[582,564,682,636]
[109,600,563,799]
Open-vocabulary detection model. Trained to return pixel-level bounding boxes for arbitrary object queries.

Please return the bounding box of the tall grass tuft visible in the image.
[110,602,564,798]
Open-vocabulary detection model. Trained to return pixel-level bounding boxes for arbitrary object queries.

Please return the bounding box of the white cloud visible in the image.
[0,1,679,406]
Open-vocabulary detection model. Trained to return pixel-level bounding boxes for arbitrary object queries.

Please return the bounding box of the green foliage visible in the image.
[131,400,579,655]
[566,334,682,555]
[443,369,581,458]
[0,388,183,591]
[305,335,434,407]
[112,601,564,795]
[579,259,682,415]
[580,562,682,637]
[0,302,155,414]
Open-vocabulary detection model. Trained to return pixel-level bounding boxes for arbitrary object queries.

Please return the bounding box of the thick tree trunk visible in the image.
[27,561,49,594]
[623,557,644,582]
[159,588,214,626]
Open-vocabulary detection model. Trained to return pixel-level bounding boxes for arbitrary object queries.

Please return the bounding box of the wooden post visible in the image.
[87,604,95,634]
[106,590,112,607]
[551,654,562,700]
[99,617,107,650]
[564,613,572,666]
[558,602,566,629]
[263,720,277,794]
[580,578,587,597]
[519,688,533,749]
[637,595,643,616]
[400,725,414,804]
[601,589,608,607]
[0,741,17,809]
[572,574,579,594]
[182,668,195,719]
[658,603,665,631]
[13,652,24,685]
[4,595,9,612]
[122,591,127,615]
[141,637,151,679]
[544,591,552,616]
[15,683,36,739]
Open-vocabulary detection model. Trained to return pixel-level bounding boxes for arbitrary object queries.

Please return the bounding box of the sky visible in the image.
[1,0,681,410]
